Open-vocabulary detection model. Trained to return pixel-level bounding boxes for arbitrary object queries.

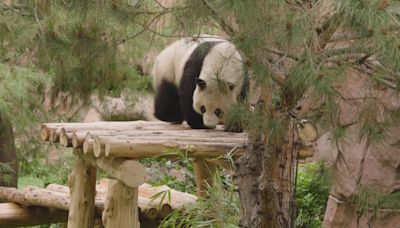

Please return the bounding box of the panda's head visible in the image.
[193,78,238,128]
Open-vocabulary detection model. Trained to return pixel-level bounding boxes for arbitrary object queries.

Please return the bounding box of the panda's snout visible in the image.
[203,114,219,129]
[204,124,216,129]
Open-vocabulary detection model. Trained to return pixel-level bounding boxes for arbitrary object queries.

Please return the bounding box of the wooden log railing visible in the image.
[0,179,197,226]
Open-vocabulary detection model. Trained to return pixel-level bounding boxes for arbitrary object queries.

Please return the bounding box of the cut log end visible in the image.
[40,126,50,141]
[83,141,93,154]
[72,133,83,148]
[59,129,70,147]
[93,137,104,158]
[49,129,60,143]
[105,143,111,157]
[298,146,314,159]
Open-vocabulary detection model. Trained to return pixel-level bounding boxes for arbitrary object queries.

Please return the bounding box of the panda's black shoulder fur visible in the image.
[178,41,222,129]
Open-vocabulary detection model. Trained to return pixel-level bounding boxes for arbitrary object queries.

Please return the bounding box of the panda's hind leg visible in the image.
[154,80,184,124]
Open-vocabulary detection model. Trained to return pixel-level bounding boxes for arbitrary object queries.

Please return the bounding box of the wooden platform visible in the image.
[32,120,249,227]
[41,120,248,159]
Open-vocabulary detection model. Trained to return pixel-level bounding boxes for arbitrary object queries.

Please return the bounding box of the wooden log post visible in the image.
[102,180,141,228]
[193,159,218,198]
[75,150,146,228]
[100,159,146,228]
[67,158,96,228]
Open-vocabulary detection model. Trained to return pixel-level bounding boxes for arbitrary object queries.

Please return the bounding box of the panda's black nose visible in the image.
[214,108,223,118]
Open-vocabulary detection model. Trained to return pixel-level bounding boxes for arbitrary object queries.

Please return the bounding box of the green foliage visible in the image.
[159,171,240,228]
[143,156,196,194]
[0,63,49,131]
[19,148,75,187]
[1,1,157,188]
[339,0,392,35]
[0,162,15,184]
[296,162,331,228]
[358,101,390,144]
[224,102,248,133]
[18,176,46,188]
[27,0,163,99]
[158,162,331,227]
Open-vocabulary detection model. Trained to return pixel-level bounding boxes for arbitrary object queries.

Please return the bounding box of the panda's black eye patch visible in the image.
[214,108,223,118]
[200,105,206,114]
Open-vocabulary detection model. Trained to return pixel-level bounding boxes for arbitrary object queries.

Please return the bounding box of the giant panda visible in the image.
[152,35,248,132]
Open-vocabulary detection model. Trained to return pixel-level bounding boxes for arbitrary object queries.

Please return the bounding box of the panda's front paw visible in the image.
[224,123,244,133]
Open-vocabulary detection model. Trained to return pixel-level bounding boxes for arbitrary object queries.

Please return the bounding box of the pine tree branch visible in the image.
[315,11,343,51]
[115,7,184,45]
[0,2,31,16]
[334,89,376,101]
[352,65,398,89]
[200,0,236,36]
[329,33,372,43]
[153,0,169,10]
[265,48,300,61]
[285,0,308,12]
[320,47,368,59]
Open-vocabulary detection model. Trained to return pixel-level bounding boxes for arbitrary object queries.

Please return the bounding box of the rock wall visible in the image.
[312,70,400,227]
[323,195,400,228]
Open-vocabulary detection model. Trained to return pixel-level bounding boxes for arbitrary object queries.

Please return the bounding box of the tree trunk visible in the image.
[0,113,18,188]
[235,121,298,228]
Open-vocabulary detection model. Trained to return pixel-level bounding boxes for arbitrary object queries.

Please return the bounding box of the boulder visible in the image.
[312,69,400,226]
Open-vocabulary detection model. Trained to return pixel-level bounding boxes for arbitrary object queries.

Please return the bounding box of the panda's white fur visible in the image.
[192,42,244,127]
[152,36,225,90]
[152,35,246,130]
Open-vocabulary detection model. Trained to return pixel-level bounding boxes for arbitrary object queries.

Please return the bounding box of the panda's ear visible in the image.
[196,78,207,90]
[228,82,236,91]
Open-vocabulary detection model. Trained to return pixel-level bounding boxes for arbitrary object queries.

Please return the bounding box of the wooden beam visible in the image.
[0,203,68,227]
[104,139,244,159]
[41,121,190,141]
[0,186,69,210]
[81,155,146,189]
